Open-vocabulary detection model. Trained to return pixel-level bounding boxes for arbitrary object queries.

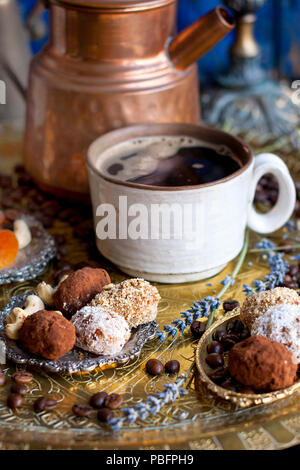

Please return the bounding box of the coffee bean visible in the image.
[223,299,240,312]
[214,329,227,342]
[190,321,205,339]
[13,371,33,384]
[97,408,113,423]
[54,234,66,246]
[146,359,164,376]
[34,397,58,412]
[7,393,24,409]
[239,329,250,340]
[222,334,240,351]
[11,383,26,395]
[206,353,224,369]
[165,360,180,374]
[289,265,299,277]
[104,393,123,410]
[208,367,228,384]
[207,341,223,355]
[0,174,12,188]
[226,319,244,334]
[4,209,22,221]
[221,379,237,392]
[90,391,108,409]
[72,403,93,417]
[0,372,6,386]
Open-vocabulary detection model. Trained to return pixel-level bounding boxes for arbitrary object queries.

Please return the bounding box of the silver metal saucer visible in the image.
[0,215,56,285]
[0,292,158,373]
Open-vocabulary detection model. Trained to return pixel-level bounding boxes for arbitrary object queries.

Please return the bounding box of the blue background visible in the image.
[17,0,300,83]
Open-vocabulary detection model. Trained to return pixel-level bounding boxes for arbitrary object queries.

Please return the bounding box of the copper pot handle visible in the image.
[168,6,235,72]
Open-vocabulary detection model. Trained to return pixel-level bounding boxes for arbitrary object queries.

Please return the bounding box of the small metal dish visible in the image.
[195,308,300,408]
[0,292,158,373]
[0,215,56,285]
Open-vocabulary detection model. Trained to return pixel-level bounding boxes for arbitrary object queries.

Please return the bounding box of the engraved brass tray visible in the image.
[195,309,300,408]
[1,125,300,450]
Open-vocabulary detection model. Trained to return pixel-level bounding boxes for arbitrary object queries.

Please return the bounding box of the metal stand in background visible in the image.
[202,0,300,136]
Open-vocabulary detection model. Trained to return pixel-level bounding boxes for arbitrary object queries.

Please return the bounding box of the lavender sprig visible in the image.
[243,237,289,295]
[108,366,192,432]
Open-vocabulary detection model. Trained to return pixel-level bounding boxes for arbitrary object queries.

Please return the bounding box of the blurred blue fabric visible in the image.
[17,0,300,82]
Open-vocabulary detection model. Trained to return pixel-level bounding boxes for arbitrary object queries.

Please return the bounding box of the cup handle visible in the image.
[247,153,296,234]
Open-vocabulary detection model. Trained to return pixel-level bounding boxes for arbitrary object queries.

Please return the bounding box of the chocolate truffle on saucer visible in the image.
[240,287,299,330]
[90,278,160,328]
[53,267,111,318]
[228,335,297,392]
[71,306,131,356]
[19,310,76,360]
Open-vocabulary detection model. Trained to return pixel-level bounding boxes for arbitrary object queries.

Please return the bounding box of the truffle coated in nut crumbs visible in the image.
[240,287,300,330]
[53,267,111,318]
[19,310,76,360]
[89,278,160,328]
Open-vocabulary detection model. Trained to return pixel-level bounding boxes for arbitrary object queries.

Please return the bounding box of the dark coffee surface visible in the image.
[106,146,241,187]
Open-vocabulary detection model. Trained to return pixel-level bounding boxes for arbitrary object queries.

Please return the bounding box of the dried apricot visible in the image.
[0,230,19,269]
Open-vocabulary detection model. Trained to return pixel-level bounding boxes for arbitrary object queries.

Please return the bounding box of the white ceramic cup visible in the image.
[87,124,296,283]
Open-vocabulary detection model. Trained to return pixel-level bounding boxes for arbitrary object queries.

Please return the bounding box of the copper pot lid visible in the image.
[53,0,174,10]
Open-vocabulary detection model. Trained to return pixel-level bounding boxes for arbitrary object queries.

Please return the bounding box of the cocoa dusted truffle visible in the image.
[19,310,76,360]
[53,267,111,318]
[228,335,297,392]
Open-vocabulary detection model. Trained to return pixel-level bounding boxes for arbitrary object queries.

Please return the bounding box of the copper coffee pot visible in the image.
[24,1,235,198]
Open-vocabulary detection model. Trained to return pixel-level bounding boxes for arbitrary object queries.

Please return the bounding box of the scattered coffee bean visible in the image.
[208,367,228,384]
[90,391,108,409]
[146,359,164,376]
[206,353,224,369]
[240,329,250,340]
[226,319,244,334]
[214,329,227,343]
[165,360,180,374]
[13,371,33,384]
[221,379,237,392]
[207,341,223,355]
[0,372,6,386]
[97,408,113,423]
[222,334,240,351]
[104,393,123,410]
[289,265,299,277]
[11,383,26,395]
[7,393,24,409]
[34,397,58,412]
[190,321,205,339]
[72,403,93,417]
[223,299,240,312]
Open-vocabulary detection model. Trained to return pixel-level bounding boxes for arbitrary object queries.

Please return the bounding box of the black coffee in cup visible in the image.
[101,136,241,187]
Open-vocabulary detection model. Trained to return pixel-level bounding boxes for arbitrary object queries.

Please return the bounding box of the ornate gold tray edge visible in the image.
[195,308,300,408]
